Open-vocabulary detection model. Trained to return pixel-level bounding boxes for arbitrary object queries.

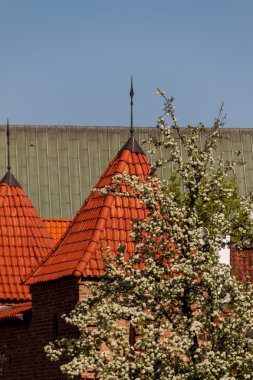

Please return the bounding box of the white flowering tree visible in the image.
[46,92,253,379]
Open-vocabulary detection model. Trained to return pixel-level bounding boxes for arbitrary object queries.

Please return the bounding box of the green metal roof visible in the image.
[0,125,252,218]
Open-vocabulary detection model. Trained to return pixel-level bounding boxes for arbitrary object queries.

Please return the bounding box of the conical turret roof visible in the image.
[25,136,150,284]
[0,171,55,301]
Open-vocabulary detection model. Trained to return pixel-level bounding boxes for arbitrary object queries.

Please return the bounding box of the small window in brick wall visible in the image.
[53,313,59,340]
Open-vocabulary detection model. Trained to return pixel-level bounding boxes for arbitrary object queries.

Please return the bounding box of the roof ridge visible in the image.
[24,189,100,284]
[24,217,74,284]
[94,154,129,188]
[73,194,115,277]
[24,193,115,283]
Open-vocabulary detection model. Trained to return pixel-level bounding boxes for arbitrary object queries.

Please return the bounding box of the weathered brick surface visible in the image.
[0,317,31,379]
[0,277,84,380]
[230,247,253,282]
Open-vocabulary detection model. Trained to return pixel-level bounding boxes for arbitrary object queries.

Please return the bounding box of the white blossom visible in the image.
[45,94,253,380]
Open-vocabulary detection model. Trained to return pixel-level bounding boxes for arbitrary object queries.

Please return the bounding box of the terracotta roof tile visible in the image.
[0,172,55,301]
[43,218,72,242]
[25,136,150,284]
[0,302,31,320]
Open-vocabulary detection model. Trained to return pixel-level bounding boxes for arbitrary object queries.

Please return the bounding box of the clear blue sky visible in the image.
[0,0,252,128]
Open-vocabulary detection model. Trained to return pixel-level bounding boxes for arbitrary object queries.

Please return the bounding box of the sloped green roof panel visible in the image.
[0,125,253,218]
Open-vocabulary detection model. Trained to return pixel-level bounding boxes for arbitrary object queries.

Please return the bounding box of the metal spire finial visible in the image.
[6,118,11,172]
[130,76,134,136]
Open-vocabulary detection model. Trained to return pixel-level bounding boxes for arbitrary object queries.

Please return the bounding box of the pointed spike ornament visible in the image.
[130,76,134,136]
[6,118,11,172]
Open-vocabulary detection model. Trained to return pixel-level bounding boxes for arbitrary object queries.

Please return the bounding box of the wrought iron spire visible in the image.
[0,119,21,187]
[117,77,144,155]
[130,76,134,136]
[6,118,11,172]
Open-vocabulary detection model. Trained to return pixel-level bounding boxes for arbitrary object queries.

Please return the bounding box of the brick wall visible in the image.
[0,276,83,380]
[29,277,81,380]
[230,246,253,282]
[0,315,31,379]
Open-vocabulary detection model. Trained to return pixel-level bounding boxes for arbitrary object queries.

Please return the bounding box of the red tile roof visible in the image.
[43,218,72,242]
[0,302,31,320]
[0,172,55,301]
[25,135,150,284]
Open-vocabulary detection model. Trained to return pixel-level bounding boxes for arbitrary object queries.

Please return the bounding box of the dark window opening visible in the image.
[53,313,59,340]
